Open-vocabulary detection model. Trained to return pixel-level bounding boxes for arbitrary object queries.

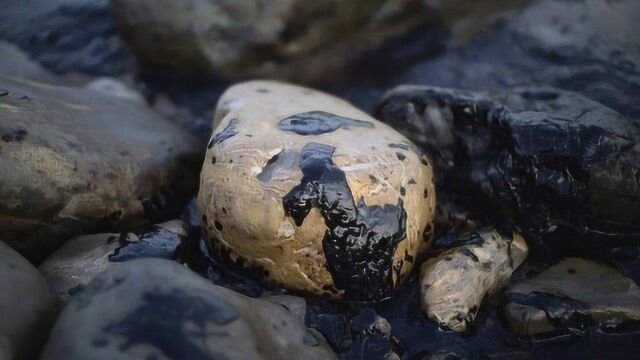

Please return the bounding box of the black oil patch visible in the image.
[208,118,239,149]
[108,226,181,263]
[103,288,236,360]
[282,142,407,300]
[278,111,374,136]
[505,291,596,332]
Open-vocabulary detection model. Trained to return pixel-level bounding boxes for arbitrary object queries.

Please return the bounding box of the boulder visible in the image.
[0,41,58,83]
[0,76,199,262]
[110,0,430,83]
[0,241,57,359]
[39,220,188,303]
[198,80,435,300]
[420,227,528,332]
[377,86,640,242]
[40,258,336,359]
[502,258,640,335]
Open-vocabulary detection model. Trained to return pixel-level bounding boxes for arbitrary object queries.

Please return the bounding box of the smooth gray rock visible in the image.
[40,258,336,360]
[0,241,57,360]
[502,258,640,335]
[0,41,58,83]
[0,76,199,262]
[39,220,188,304]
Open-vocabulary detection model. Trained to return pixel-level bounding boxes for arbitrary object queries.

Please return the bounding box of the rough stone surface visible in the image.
[110,0,432,84]
[377,85,640,243]
[198,80,435,300]
[420,227,528,332]
[0,241,57,360]
[40,258,336,360]
[85,77,144,103]
[39,220,188,304]
[0,76,199,262]
[502,258,640,335]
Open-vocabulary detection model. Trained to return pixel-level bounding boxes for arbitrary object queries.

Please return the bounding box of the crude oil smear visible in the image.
[282,142,407,300]
[278,111,374,135]
[103,288,237,359]
[108,226,181,263]
[207,118,239,148]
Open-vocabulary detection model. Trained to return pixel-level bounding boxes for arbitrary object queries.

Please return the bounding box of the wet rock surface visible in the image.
[41,258,336,360]
[503,258,640,336]
[0,76,199,262]
[378,85,640,244]
[342,0,640,121]
[111,0,431,84]
[420,227,528,332]
[0,241,57,360]
[198,80,435,300]
[0,0,130,76]
[39,220,188,303]
[0,0,639,359]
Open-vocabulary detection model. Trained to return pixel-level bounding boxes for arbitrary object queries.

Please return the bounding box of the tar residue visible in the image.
[278,111,374,135]
[207,118,239,148]
[282,142,407,300]
[103,288,237,359]
[377,87,640,243]
[108,226,182,262]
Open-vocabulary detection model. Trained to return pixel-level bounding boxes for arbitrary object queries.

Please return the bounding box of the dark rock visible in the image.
[345,0,640,120]
[377,85,640,243]
[0,0,130,75]
[39,220,188,303]
[0,76,199,263]
[502,258,640,335]
[0,241,57,359]
[40,258,336,359]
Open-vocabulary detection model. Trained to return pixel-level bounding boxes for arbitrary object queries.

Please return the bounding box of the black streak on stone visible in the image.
[278,111,374,136]
[103,288,236,360]
[108,226,181,263]
[208,118,239,149]
[282,142,407,300]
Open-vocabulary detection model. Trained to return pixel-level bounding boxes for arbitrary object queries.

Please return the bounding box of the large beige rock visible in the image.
[420,227,528,332]
[110,0,430,84]
[40,259,336,360]
[198,80,435,300]
[0,241,57,360]
[0,76,199,262]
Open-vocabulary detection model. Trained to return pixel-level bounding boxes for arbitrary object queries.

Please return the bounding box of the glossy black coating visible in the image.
[377,86,640,243]
[108,225,182,262]
[207,118,238,148]
[278,111,374,135]
[282,143,407,300]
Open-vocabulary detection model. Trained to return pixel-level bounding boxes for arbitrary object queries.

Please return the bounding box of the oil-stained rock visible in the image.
[377,85,640,242]
[0,241,57,360]
[0,0,128,75]
[0,76,199,262]
[198,80,435,300]
[502,258,640,335]
[39,220,188,304]
[40,258,336,360]
[110,0,431,84]
[420,227,528,332]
